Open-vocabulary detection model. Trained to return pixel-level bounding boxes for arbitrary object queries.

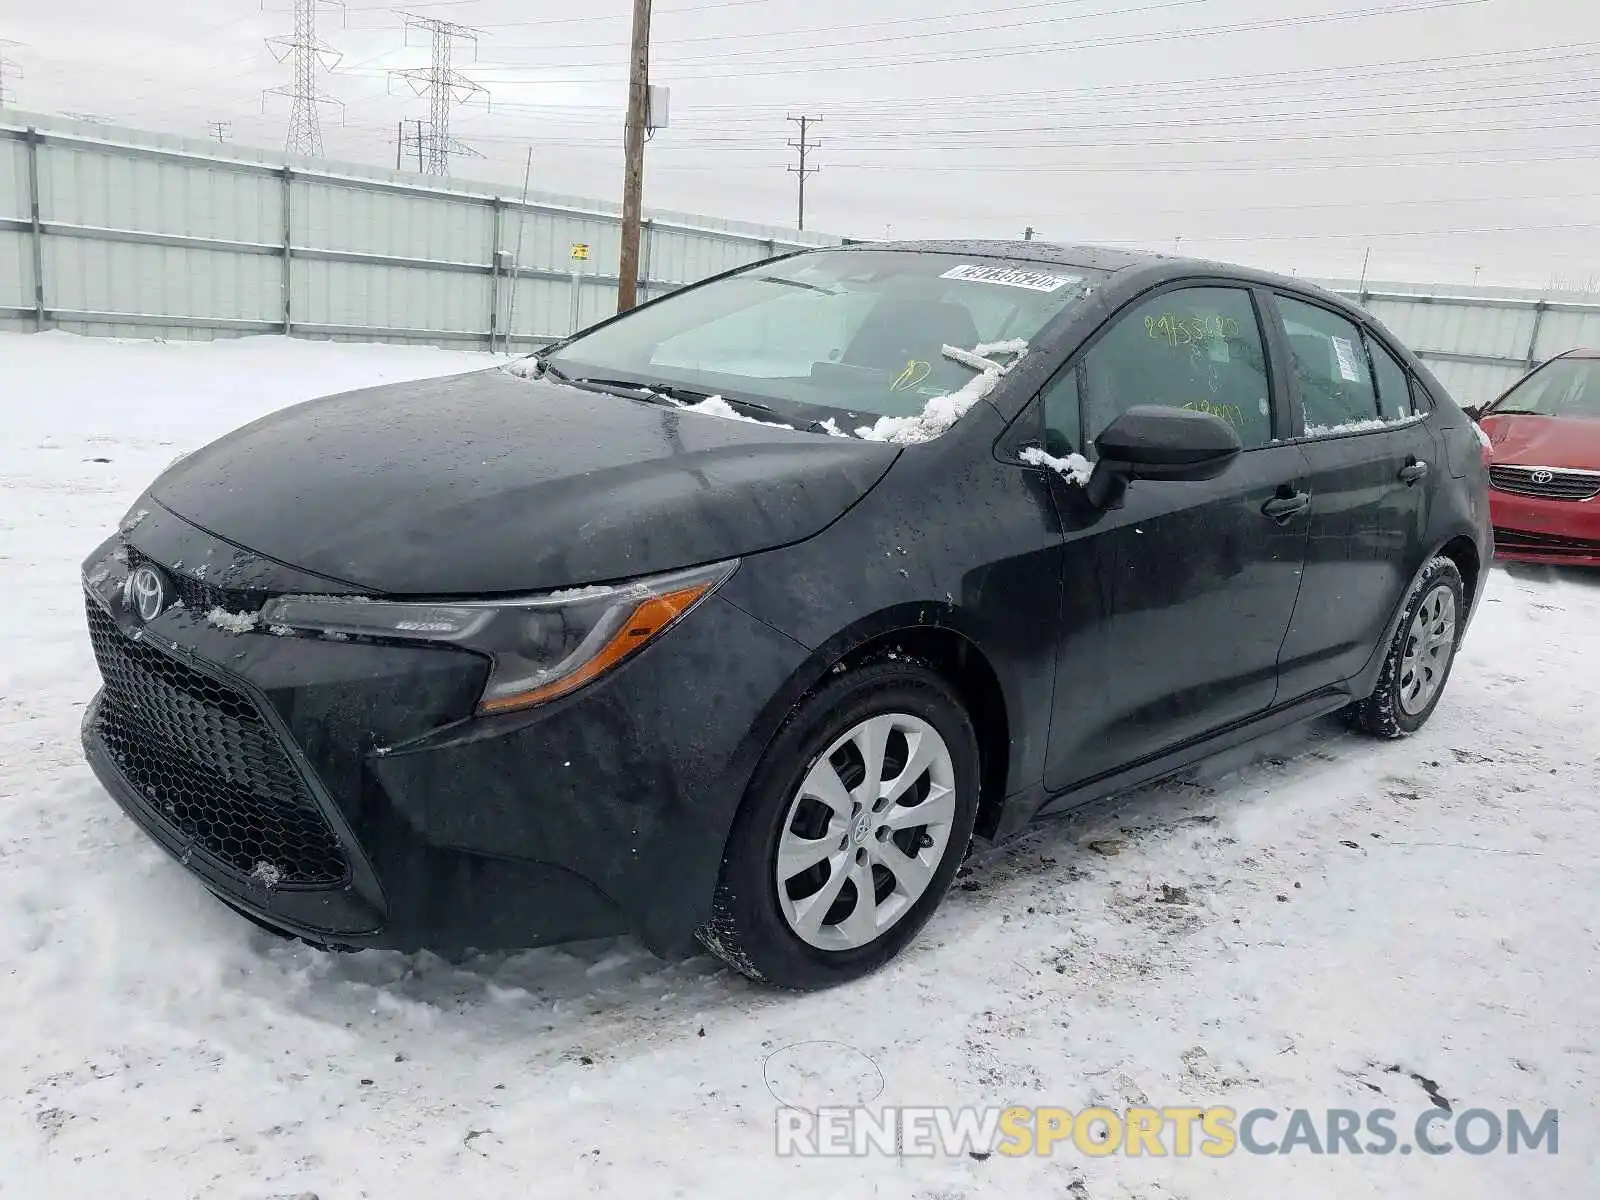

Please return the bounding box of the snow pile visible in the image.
[1020,445,1094,485]
[502,355,545,380]
[204,606,260,635]
[673,394,793,429]
[856,340,1029,445]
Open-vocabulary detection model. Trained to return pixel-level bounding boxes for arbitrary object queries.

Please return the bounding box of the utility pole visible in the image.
[786,114,821,232]
[1358,245,1371,292]
[0,40,22,109]
[264,0,345,157]
[208,120,233,144]
[390,12,489,177]
[616,0,652,312]
[1023,225,1035,241]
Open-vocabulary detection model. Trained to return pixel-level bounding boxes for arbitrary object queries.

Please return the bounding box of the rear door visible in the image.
[1038,281,1313,792]
[1267,293,1438,701]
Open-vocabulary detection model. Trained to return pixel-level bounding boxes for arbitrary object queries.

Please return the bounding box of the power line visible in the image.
[388,10,489,175]
[627,41,1600,116]
[264,0,345,157]
[486,0,1213,54]
[459,0,1488,80]
[786,114,821,232]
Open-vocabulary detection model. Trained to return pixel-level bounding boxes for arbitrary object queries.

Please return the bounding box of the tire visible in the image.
[697,661,980,989]
[1347,555,1465,739]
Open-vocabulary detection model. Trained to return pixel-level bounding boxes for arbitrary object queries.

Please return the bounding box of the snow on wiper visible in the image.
[855,339,1031,445]
[671,392,836,435]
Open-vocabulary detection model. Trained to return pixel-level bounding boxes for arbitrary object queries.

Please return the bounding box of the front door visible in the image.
[1039,283,1313,793]
[1267,294,1438,701]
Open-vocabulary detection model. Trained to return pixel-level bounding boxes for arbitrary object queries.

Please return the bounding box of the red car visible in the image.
[1473,349,1600,567]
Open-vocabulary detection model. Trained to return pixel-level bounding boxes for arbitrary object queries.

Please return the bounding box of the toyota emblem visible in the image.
[123,565,170,622]
[1530,469,1555,485]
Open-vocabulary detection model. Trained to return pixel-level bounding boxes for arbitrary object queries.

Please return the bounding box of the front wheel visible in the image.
[698,661,980,989]
[1348,555,1465,739]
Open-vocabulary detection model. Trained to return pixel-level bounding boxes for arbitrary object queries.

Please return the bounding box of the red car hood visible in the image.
[1480,413,1600,471]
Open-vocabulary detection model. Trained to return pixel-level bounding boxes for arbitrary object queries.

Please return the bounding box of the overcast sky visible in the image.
[3,0,1597,286]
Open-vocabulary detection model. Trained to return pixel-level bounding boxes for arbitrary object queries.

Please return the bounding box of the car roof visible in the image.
[837,238,1351,305]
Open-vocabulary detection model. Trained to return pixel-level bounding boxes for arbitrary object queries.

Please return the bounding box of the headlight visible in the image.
[260,559,737,715]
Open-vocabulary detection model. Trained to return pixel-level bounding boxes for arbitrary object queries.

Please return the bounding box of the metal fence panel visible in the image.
[1362,298,1534,363]
[1532,308,1600,360]
[0,110,836,348]
[46,235,282,323]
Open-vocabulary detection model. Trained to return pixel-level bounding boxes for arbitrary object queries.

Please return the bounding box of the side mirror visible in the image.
[1084,405,1243,508]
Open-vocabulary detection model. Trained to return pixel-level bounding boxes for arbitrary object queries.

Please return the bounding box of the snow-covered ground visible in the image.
[1,331,1596,1198]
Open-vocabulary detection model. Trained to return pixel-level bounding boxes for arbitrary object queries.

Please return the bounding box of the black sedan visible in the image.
[80,241,1491,988]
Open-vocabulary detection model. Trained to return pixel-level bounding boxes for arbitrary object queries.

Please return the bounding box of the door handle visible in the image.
[1261,491,1311,523]
[1399,458,1429,485]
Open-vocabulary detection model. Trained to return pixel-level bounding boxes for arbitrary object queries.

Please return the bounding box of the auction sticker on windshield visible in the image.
[939,264,1082,292]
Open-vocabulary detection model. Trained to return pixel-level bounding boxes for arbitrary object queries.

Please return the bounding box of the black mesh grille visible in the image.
[85,596,349,887]
[125,546,266,615]
[1489,465,1600,501]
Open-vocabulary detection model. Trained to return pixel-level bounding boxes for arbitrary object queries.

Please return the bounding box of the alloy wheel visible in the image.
[1398,585,1457,716]
[774,712,958,952]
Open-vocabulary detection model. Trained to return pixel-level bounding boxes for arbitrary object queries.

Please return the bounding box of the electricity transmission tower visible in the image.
[264,0,345,157]
[0,40,23,109]
[786,114,821,231]
[389,12,489,176]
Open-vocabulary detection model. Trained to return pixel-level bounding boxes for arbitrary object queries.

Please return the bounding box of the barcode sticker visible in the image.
[939,264,1081,293]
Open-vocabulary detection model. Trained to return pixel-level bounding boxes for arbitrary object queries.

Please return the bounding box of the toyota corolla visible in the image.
[80,242,1491,988]
[1470,348,1600,567]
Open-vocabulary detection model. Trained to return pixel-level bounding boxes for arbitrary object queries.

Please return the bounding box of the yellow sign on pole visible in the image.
[570,243,590,262]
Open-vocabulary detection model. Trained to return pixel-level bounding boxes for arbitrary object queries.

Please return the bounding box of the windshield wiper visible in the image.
[542,364,675,404]
[751,275,841,296]
[1487,407,1547,416]
[541,363,840,435]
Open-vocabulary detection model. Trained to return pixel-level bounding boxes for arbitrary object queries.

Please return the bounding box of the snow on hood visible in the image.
[855,340,1029,445]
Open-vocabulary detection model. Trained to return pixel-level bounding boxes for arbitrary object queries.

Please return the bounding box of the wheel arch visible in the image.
[822,623,1012,840]
[1435,532,1482,613]
[729,604,1019,854]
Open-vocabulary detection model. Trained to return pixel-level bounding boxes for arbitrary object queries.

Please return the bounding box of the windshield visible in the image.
[1491,356,1600,419]
[542,250,1103,427]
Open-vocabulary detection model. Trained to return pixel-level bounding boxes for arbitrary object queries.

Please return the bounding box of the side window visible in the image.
[1274,295,1380,432]
[1365,333,1414,421]
[1079,286,1274,450]
[1039,366,1081,457]
[1409,375,1434,412]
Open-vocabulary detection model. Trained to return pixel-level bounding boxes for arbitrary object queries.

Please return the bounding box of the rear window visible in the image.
[1274,295,1381,431]
[1365,333,1415,421]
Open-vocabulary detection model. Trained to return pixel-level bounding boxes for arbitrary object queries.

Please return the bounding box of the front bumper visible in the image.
[79,512,808,955]
[1488,487,1600,567]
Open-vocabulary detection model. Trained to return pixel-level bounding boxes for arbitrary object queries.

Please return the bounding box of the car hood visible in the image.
[150,368,900,595]
[1481,412,1600,471]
